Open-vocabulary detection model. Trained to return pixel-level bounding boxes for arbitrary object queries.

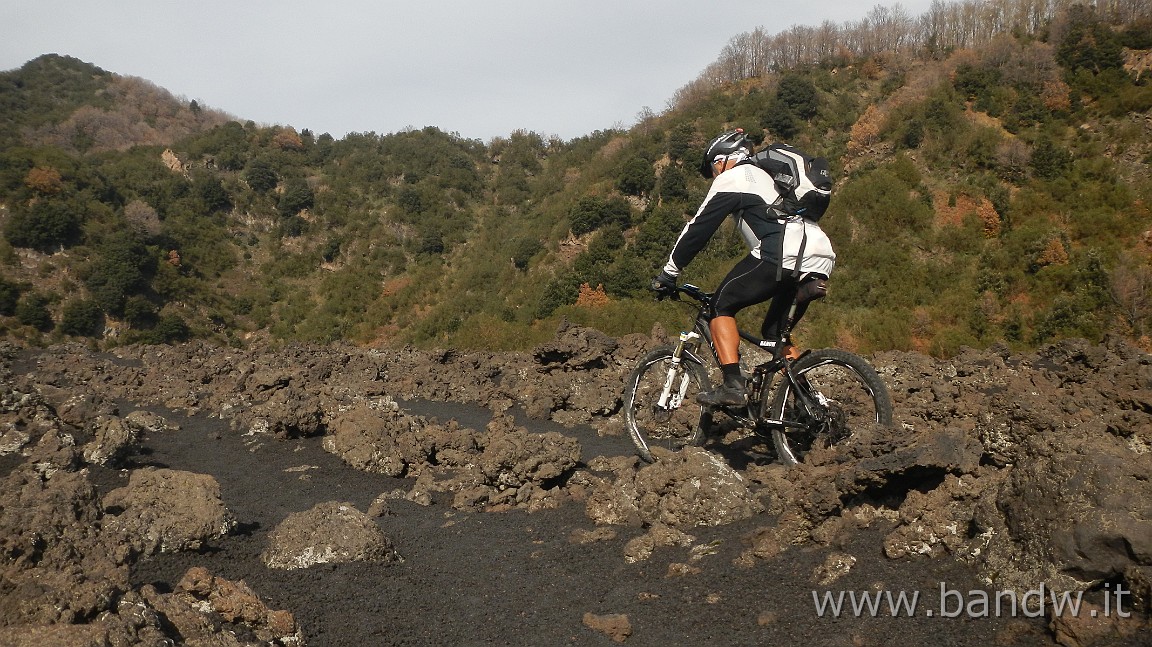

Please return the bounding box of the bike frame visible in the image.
[667,284,823,434]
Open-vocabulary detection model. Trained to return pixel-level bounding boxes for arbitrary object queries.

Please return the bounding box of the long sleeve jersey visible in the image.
[662,161,835,279]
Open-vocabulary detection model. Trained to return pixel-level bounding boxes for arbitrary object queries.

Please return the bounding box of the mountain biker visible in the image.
[650,128,836,407]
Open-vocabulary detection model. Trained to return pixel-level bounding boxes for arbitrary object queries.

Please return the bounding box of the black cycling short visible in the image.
[712,253,826,340]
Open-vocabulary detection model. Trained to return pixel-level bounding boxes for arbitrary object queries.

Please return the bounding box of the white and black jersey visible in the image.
[662,161,835,279]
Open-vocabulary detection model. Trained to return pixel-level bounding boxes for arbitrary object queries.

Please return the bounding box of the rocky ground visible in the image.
[0,322,1150,646]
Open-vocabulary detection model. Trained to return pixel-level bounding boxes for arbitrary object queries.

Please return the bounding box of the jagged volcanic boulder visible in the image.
[585,446,763,528]
[261,501,399,570]
[101,467,236,556]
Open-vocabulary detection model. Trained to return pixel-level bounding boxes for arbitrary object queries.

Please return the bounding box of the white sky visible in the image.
[2,1,938,142]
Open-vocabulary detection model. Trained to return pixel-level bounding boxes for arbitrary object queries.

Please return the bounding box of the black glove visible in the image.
[650,270,678,300]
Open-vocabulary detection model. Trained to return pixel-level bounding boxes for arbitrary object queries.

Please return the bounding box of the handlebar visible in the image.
[656,283,712,305]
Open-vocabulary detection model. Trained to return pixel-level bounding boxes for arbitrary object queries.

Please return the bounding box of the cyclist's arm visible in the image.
[662,190,744,276]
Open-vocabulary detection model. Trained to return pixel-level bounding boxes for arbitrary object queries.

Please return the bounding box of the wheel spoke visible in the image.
[624,349,711,462]
[771,350,892,465]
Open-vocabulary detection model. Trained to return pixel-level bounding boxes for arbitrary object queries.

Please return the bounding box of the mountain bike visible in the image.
[622,283,893,465]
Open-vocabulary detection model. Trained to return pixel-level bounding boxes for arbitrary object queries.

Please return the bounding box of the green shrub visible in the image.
[58,299,104,337]
[243,158,278,193]
[144,313,191,344]
[82,233,155,315]
[3,199,82,251]
[510,237,543,270]
[0,275,20,315]
[278,178,314,217]
[15,293,53,331]
[617,158,656,197]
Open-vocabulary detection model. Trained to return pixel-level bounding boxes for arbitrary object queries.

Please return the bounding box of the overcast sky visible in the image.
[3,1,938,142]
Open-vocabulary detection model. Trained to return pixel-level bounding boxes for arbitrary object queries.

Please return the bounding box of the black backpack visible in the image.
[751,143,832,221]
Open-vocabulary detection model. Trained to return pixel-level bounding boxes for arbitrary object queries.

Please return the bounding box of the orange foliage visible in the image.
[272,128,304,151]
[1037,237,1069,267]
[932,191,1000,237]
[575,283,610,308]
[847,104,883,155]
[860,58,883,80]
[975,198,1001,238]
[1041,79,1071,112]
[24,166,63,194]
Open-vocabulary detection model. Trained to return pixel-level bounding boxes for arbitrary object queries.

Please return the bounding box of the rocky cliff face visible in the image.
[0,327,1149,646]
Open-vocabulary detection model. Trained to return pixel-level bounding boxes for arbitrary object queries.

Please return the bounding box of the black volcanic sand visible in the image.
[112,401,1057,647]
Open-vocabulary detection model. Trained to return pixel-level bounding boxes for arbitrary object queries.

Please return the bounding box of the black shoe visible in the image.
[696,385,747,407]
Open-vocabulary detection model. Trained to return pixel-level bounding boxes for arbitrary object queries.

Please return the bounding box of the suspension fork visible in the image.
[658,330,701,409]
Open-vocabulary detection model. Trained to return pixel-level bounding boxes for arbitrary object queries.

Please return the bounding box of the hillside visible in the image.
[1,6,1151,357]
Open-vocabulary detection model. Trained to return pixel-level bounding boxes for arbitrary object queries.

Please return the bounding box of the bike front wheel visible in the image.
[770,348,893,465]
[623,347,712,463]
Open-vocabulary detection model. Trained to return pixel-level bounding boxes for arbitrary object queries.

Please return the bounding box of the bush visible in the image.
[1030,138,1072,180]
[0,276,20,315]
[15,293,53,331]
[569,196,632,236]
[775,74,820,119]
[510,237,543,270]
[658,165,689,203]
[244,158,278,194]
[278,178,314,217]
[123,295,158,328]
[58,299,104,337]
[193,174,232,213]
[3,199,82,251]
[616,158,656,197]
[144,313,191,344]
[536,272,582,319]
[83,233,155,315]
[667,124,694,162]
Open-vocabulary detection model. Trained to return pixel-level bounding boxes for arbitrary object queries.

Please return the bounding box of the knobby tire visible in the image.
[623,347,712,463]
[769,348,893,465]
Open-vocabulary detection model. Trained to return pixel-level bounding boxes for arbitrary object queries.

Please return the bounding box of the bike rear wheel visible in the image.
[769,348,893,465]
[623,347,712,463]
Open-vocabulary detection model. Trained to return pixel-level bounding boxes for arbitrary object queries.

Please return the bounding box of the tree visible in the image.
[123,295,158,328]
[15,293,53,331]
[244,159,278,194]
[762,106,800,140]
[3,198,82,251]
[145,313,190,344]
[0,276,21,315]
[569,196,632,236]
[510,237,543,270]
[123,200,162,238]
[58,299,104,337]
[1056,5,1124,74]
[658,164,689,203]
[1030,138,1072,180]
[775,74,819,120]
[616,158,656,197]
[667,124,694,162]
[193,174,231,213]
[762,74,820,139]
[272,128,304,151]
[83,233,155,315]
[24,166,64,195]
[278,178,314,217]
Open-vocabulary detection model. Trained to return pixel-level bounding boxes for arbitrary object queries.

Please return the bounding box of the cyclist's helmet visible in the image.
[698,128,752,178]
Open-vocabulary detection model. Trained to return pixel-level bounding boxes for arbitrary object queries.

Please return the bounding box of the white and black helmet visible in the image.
[698,128,752,178]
